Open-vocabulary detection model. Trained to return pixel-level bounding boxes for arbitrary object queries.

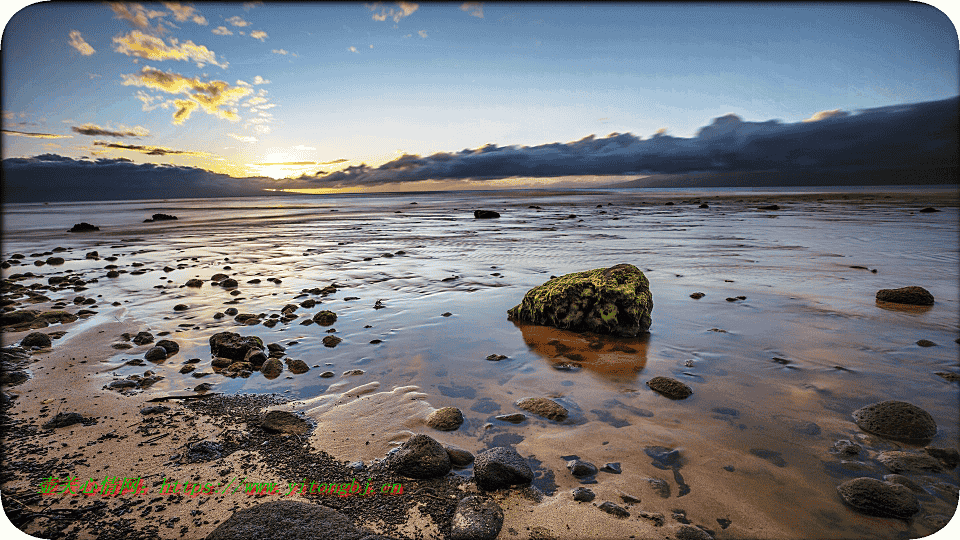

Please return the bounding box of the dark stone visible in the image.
[852,400,937,442]
[244,348,268,367]
[212,357,233,368]
[689,292,705,299]
[918,207,940,213]
[132,331,154,345]
[21,332,52,348]
[515,397,568,421]
[68,222,99,232]
[473,210,500,219]
[572,487,595,502]
[386,434,451,479]
[567,459,598,478]
[450,495,503,540]
[313,310,338,325]
[322,335,342,348]
[597,501,629,518]
[426,407,464,431]
[924,446,960,470]
[446,446,475,467]
[150,213,178,221]
[185,279,203,287]
[140,405,170,415]
[156,339,179,355]
[836,477,920,518]
[286,359,309,374]
[220,278,239,288]
[261,358,283,378]
[646,376,693,399]
[495,413,526,424]
[144,346,168,361]
[209,332,264,362]
[647,477,671,498]
[831,440,862,457]
[876,286,934,306]
[43,412,87,429]
[601,462,621,474]
[473,447,533,491]
[485,354,508,361]
[676,524,714,540]
[916,339,937,347]
[507,263,653,337]
[758,204,779,210]
[261,410,310,435]
[877,451,944,474]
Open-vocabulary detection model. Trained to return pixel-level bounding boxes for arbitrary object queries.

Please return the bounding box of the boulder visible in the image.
[473,447,533,491]
[876,286,934,305]
[852,401,937,442]
[446,446,475,467]
[185,279,203,287]
[68,222,99,232]
[567,459,598,478]
[474,210,500,219]
[209,332,264,362]
[132,331,154,345]
[426,407,464,431]
[156,339,179,355]
[261,358,283,378]
[313,310,338,325]
[646,376,693,399]
[515,397,568,421]
[144,346,168,361]
[507,264,653,336]
[285,359,310,374]
[450,496,504,540]
[572,487,595,502]
[877,451,944,474]
[21,332,51,348]
[836,477,920,518]
[386,434,451,479]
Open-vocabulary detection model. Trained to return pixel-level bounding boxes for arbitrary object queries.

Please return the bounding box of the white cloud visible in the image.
[212,26,233,35]
[250,30,268,41]
[348,46,358,53]
[293,144,316,151]
[236,79,252,86]
[68,30,96,56]
[228,133,257,142]
[271,48,288,55]
[254,125,271,134]
[460,2,483,18]
[113,30,227,69]
[226,15,250,27]
[418,29,427,38]
[162,2,207,25]
[253,75,270,85]
[369,2,418,23]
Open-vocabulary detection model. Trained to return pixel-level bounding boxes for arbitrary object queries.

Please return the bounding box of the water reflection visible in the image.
[512,320,649,379]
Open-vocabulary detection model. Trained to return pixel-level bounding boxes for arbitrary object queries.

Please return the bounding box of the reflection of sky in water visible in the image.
[3,188,958,538]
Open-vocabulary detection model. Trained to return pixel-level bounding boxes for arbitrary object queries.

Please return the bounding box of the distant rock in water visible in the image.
[758,204,780,210]
[144,213,178,222]
[68,222,99,232]
[507,263,653,336]
[474,210,501,219]
[918,207,940,213]
[876,286,934,306]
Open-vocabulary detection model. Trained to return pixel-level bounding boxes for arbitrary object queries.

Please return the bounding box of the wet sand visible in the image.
[2,187,958,539]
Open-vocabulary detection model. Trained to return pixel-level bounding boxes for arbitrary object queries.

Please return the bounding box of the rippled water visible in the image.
[3,186,958,538]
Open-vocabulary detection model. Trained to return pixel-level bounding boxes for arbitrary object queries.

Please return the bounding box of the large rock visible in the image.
[386,434,451,479]
[836,478,920,518]
[427,407,464,431]
[21,332,51,348]
[68,222,99,232]
[205,501,376,540]
[876,286,934,305]
[515,397,568,421]
[450,496,504,540]
[507,264,653,336]
[852,401,937,442]
[209,332,264,362]
[877,451,944,474]
[646,376,692,399]
[473,447,533,491]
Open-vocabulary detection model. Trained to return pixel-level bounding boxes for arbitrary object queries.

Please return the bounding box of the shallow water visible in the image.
[3,186,958,538]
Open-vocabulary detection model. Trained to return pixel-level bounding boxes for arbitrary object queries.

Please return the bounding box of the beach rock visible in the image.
[916,339,937,347]
[212,273,229,281]
[0,310,40,328]
[261,358,283,378]
[267,342,286,354]
[882,475,924,493]
[132,331,154,345]
[322,335,342,348]
[426,407,464,431]
[205,501,374,540]
[924,446,960,470]
[185,279,203,287]
[42,412,87,429]
[647,477,671,498]
[68,222,99,232]
[286,359,309,374]
[485,354,507,361]
[919,207,940,213]
[144,346,168,361]
[244,348,268,367]
[319,371,335,378]
[572,487,595,502]
[46,257,65,265]
[140,405,169,415]
[836,477,920,518]
[567,459,598,478]
[450,495,504,540]
[261,410,310,435]
[877,451,944,474]
[85,251,99,259]
[148,213,178,221]
[156,339,179,355]
[495,413,526,424]
[225,362,252,373]
[601,462,622,474]
[474,210,500,219]
[21,332,51,348]
[194,382,214,392]
[646,376,693,399]
[689,292,705,299]
[852,400,937,442]
[758,204,780,211]
[106,270,120,278]
[212,357,233,368]
[313,310,338,325]
[675,525,714,540]
[507,263,653,337]
[875,286,934,306]
[446,446,475,467]
[598,501,630,518]
[220,278,239,288]
[831,440,862,457]
[473,447,533,491]
[209,332,264,362]
[515,397,568,421]
[386,434,451,479]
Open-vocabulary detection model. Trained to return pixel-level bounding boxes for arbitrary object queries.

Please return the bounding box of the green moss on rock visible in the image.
[507,264,652,337]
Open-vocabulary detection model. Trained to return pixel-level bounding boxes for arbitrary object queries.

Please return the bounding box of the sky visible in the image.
[1,2,958,198]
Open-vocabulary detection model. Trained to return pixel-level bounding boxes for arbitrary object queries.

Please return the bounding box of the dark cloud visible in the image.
[2,155,309,203]
[319,158,349,165]
[71,123,149,138]
[302,96,958,187]
[92,141,206,156]
[2,129,72,139]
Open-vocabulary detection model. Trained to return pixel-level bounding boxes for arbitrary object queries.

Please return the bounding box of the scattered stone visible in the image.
[132,331,154,345]
[313,310,337,325]
[43,412,87,429]
[285,359,309,374]
[924,446,960,470]
[220,278,239,288]
[836,477,920,518]
[852,400,937,442]
[244,348,268,367]
[875,286,934,306]
[882,474,925,493]
[322,335,342,348]
[507,263,653,336]
[46,257,65,265]
[689,292,705,299]
[140,405,169,415]
[597,501,629,518]
[211,357,233,368]
[572,487,595,502]
[194,382,214,392]
[831,440,862,457]
[179,365,196,374]
[601,462,621,474]
[426,407,464,431]
[319,371,335,378]
[185,279,203,287]
[20,332,52,348]
[474,210,500,219]
[567,459,598,478]
[144,346,168,361]
[446,446,475,467]
[261,410,310,435]
[758,204,779,210]
[209,332,264,362]
[676,524,714,540]
[85,251,99,259]
[619,492,641,503]
[515,397,568,421]
[638,511,666,526]
[916,339,937,347]
[260,358,283,378]
[146,213,178,221]
[494,413,526,424]
[156,339,179,355]
[919,207,940,213]
[646,376,693,399]
[68,222,99,232]
[877,451,944,474]
[485,354,507,361]
[473,447,534,491]
[450,495,504,540]
[386,434,452,479]
[442,312,453,317]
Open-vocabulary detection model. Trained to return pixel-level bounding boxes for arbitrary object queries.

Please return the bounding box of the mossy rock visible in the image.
[507,264,652,336]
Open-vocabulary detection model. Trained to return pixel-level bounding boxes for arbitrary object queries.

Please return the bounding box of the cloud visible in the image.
[212,26,233,35]
[226,15,250,27]
[299,96,959,187]
[803,109,851,122]
[418,29,427,38]
[253,75,270,84]
[460,2,483,18]
[1,129,73,139]
[271,48,288,55]
[68,30,96,56]
[228,133,257,143]
[71,123,150,138]
[108,2,166,33]
[293,145,317,151]
[259,161,317,166]
[1,154,306,202]
[162,2,207,24]
[121,66,252,124]
[243,2,263,10]
[348,46,358,53]
[245,96,268,106]
[369,2,418,23]
[92,141,209,156]
[249,30,268,41]
[320,158,348,164]
[113,30,227,68]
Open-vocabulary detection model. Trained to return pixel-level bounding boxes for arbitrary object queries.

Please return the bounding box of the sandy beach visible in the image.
[2,187,958,539]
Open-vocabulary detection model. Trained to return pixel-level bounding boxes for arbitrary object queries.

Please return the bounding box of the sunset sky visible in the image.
[1,2,958,196]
